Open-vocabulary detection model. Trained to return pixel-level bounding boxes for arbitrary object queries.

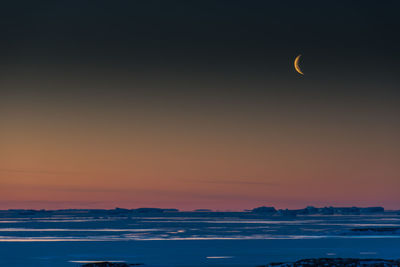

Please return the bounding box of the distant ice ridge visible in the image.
[1,205,389,217]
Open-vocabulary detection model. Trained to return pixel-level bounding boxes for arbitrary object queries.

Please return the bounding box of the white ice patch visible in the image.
[206,256,233,259]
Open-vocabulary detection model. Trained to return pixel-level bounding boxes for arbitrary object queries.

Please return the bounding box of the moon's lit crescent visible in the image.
[294,54,304,75]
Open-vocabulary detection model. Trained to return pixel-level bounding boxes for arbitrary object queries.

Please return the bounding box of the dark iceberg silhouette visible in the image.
[262,258,400,267]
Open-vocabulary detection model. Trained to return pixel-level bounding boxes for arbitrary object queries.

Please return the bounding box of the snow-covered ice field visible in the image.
[1,211,400,266]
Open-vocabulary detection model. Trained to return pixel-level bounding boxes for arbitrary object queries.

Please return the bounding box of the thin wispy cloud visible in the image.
[193,179,279,186]
[0,183,127,193]
[0,168,81,175]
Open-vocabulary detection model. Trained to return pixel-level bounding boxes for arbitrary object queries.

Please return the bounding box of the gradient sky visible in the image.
[1,1,399,210]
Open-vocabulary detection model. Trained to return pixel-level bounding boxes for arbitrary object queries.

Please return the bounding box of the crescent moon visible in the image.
[294,54,304,75]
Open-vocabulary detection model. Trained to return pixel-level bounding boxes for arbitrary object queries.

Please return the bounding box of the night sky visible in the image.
[1,1,399,210]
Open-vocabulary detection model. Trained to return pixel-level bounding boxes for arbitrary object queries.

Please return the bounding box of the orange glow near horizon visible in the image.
[1,102,399,210]
[1,73,399,211]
